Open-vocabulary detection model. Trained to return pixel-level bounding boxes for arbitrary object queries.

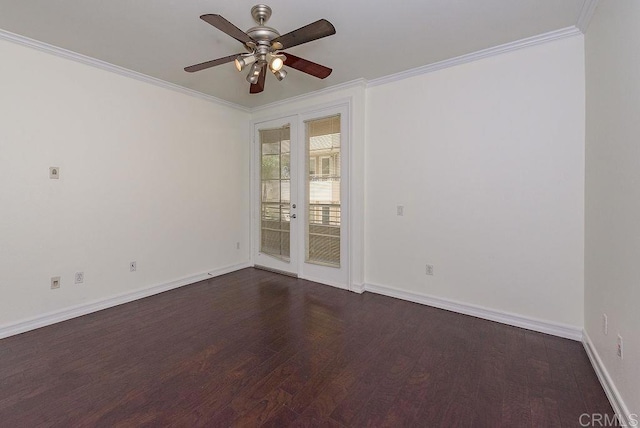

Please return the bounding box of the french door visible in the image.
[253,117,299,274]
[253,106,349,288]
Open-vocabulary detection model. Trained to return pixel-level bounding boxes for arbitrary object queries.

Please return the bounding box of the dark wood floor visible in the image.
[1,268,614,427]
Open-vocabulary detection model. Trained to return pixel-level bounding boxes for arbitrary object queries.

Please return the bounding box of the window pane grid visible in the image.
[305,115,341,267]
[260,126,291,261]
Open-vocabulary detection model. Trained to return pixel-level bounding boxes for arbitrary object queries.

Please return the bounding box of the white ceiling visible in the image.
[0,0,586,108]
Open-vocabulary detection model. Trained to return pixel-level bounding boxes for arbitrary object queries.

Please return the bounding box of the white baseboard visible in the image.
[364,282,583,341]
[0,262,251,340]
[582,331,635,427]
[350,282,365,294]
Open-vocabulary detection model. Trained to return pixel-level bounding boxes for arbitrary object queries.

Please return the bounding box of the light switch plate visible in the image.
[51,276,61,289]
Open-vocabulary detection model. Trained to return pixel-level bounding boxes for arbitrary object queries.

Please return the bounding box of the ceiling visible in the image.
[0,0,587,108]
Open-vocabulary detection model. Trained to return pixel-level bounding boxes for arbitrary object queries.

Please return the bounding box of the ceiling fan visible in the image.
[184,4,336,94]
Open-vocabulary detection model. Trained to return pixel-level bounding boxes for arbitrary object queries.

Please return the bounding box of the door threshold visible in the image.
[254,265,299,278]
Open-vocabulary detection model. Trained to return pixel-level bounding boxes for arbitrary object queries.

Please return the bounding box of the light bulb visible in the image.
[270,56,284,72]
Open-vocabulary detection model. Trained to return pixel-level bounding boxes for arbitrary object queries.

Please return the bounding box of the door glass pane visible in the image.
[305,115,341,267]
[309,158,317,175]
[260,126,290,260]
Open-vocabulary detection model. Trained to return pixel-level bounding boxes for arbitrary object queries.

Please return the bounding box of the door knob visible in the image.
[292,204,296,209]
[291,214,297,219]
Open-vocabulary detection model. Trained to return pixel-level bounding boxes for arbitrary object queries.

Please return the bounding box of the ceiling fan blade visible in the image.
[283,53,332,79]
[271,19,335,50]
[200,14,253,44]
[184,54,240,72]
[250,66,267,94]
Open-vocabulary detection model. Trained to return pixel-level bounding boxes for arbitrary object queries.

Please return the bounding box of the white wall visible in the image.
[585,0,640,417]
[0,39,251,328]
[365,36,585,327]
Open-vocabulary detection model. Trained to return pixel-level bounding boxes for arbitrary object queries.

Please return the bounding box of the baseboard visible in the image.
[350,282,365,294]
[582,331,635,427]
[364,282,583,341]
[0,262,251,340]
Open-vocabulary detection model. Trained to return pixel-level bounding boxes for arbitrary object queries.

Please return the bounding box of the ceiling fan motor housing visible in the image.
[247,4,280,51]
[246,5,281,64]
[246,26,280,44]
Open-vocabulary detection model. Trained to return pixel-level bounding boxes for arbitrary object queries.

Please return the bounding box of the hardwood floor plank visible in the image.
[349,352,416,426]
[328,319,412,425]
[0,268,615,427]
[297,306,401,421]
[501,380,532,428]
[232,387,293,426]
[261,405,300,428]
[471,324,508,427]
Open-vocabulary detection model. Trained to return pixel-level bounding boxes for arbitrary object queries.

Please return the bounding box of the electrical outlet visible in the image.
[130,261,137,272]
[426,264,434,275]
[51,276,61,289]
[397,205,404,216]
[617,335,623,359]
[49,167,60,179]
[602,313,608,335]
[74,272,84,284]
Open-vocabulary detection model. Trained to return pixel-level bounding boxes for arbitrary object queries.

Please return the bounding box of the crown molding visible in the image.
[0,28,250,113]
[250,78,367,113]
[2,23,585,114]
[367,26,582,89]
[577,0,599,33]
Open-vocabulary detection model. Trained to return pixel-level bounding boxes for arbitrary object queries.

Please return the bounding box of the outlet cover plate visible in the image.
[74,272,84,284]
[426,264,434,275]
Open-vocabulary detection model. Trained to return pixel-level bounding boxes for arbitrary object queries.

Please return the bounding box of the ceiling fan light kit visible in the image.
[272,68,287,81]
[184,4,336,94]
[234,54,256,72]
[269,55,284,72]
[247,61,263,84]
